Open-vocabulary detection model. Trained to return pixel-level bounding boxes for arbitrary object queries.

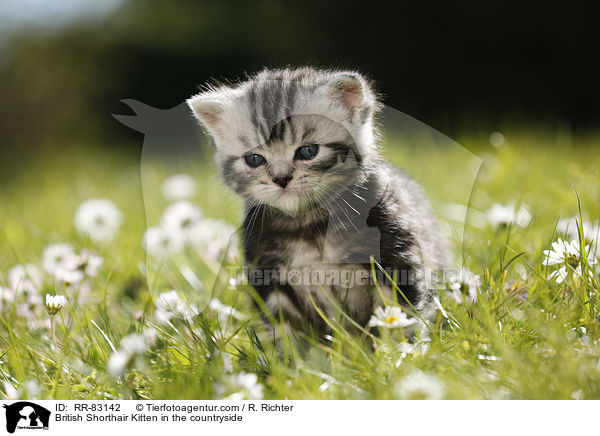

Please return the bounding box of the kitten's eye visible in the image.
[295,143,319,160]
[244,154,266,168]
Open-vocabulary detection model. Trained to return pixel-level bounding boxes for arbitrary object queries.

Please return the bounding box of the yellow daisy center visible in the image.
[385,316,399,324]
[565,254,580,269]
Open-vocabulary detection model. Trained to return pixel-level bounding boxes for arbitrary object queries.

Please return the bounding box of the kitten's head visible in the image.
[187,67,380,215]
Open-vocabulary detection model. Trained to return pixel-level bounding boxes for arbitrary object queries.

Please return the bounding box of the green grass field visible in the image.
[1,130,600,400]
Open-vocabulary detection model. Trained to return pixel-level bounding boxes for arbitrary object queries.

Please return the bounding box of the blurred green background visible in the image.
[1,0,599,179]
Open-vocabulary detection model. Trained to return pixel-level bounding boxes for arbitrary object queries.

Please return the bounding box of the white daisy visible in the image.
[486,203,532,229]
[42,244,102,287]
[13,282,44,321]
[3,381,20,400]
[571,389,584,400]
[160,201,203,241]
[395,370,446,400]
[154,289,198,324]
[448,267,481,303]
[22,380,41,398]
[228,274,244,290]
[557,217,578,240]
[45,294,67,315]
[16,302,33,320]
[120,334,147,354]
[187,218,236,260]
[543,238,597,283]
[53,256,84,284]
[218,350,234,373]
[208,298,244,324]
[107,333,147,377]
[515,263,528,280]
[582,222,599,247]
[155,289,180,310]
[557,217,600,240]
[557,217,600,256]
[28,318,52,331]
[367,306,418,329]
[107,350,130,377]
[79,249,104,277]
[0,286,15,311]
[74,198,123,243]
[8,263,43,294]
[225,245,241,263]
[26,291,44,307]
[42,243,88,284]
[42,243,76,275]
[215,372,264,400]
[22,380,42,400]
[141,327,158,347]
[143,226,184,258]
[162,174,196,201]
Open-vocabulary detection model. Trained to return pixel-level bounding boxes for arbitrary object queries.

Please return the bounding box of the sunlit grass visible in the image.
[1,132,600,400]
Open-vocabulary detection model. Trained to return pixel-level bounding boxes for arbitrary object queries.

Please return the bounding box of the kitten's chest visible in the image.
[244,220,374,326]
[284,236,372,324]
[286,237,328,269]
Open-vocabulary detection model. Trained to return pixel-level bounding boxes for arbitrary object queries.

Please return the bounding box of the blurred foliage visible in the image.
[0,0,599,180]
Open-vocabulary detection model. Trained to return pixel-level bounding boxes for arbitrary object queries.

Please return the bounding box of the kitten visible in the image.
[188,67,450,337]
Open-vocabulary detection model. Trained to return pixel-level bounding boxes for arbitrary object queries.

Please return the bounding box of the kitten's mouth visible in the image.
[277,187,294,197]
[248,183,326,217]
[275,188,300,202]
[266,187,316,216]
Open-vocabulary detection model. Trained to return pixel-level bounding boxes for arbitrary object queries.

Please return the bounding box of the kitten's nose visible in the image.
[272,175,292,188]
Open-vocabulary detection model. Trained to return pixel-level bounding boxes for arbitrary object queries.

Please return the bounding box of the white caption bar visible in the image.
[0,400,595,435]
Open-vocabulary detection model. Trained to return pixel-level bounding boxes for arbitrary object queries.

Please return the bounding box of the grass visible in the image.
[1,129,600,400]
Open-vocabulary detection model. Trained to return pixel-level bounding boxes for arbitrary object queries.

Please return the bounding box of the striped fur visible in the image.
[188,67,450,338]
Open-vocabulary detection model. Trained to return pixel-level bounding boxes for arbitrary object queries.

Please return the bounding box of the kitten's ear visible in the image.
[326,72,372,114]
[187,92,226,137]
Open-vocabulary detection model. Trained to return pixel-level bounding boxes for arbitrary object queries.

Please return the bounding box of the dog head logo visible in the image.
[2,402,50,433]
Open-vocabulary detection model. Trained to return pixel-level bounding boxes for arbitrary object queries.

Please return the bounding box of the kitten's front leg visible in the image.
[249,270,329,338]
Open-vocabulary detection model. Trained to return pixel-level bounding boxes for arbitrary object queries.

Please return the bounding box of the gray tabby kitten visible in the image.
[188,67,450,337]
